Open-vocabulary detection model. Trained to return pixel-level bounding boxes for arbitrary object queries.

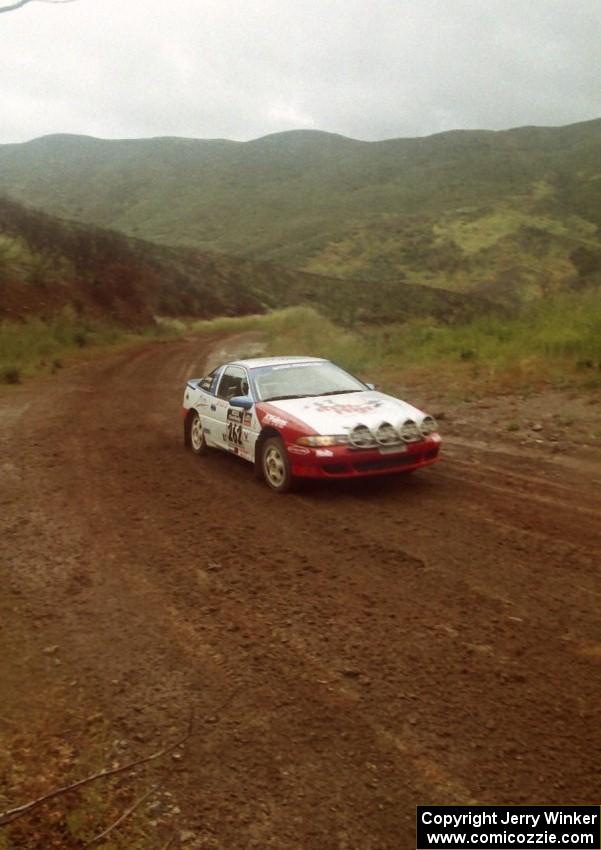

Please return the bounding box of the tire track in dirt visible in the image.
[1,337,600,850]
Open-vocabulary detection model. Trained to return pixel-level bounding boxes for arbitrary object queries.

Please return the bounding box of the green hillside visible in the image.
[0,195,490,327]
[0,121,600,301]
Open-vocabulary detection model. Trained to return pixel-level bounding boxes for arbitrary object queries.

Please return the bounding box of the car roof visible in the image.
[229,356,327,370]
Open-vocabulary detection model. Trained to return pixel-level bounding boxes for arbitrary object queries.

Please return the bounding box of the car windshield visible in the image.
[253,361,366,402]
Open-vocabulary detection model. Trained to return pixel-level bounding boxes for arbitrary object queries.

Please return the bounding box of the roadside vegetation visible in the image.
[188,288,601,396]
[3,289,599,394]
[0,308,176,385]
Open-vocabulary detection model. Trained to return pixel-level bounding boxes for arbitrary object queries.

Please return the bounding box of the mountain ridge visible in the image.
[9,115,601,147]
[1,118,600,302]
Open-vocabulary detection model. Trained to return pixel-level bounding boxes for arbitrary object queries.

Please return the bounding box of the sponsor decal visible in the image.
[227,408,244,424]
[308,398,385,415]
[315,449,334,457]
[288,445,310,455]
[243,412,253,427]
[264,412,288,429]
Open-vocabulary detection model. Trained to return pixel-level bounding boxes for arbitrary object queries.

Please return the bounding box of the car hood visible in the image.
[266,391,426,435]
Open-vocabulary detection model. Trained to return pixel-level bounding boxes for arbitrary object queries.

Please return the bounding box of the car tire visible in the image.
[261,436,295,493]
[188,411,208,455]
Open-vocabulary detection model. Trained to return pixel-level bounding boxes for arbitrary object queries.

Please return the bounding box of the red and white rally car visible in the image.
[182,356,441,493]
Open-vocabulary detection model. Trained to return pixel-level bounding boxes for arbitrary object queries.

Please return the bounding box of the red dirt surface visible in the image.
[1,337,600,850]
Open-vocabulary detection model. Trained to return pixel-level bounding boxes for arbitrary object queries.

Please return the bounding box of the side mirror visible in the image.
[198,376,212,390]
[229,395,253,410]
[365,382,377,391]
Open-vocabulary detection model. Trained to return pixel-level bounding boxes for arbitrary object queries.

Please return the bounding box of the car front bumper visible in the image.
[287,435,441,479]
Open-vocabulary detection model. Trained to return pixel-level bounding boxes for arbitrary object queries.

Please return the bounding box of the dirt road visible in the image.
[1,337,600,850]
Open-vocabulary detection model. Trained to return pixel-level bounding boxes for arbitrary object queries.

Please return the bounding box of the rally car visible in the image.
[182,356,441,493]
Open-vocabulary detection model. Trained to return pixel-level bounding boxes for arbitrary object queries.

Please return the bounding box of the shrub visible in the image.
[1,366,21,384]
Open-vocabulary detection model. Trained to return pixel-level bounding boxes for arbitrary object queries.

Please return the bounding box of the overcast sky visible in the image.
[1,0,600,144]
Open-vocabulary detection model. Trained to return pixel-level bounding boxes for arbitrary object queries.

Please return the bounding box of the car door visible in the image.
[213,365,254,459]
[190,366,223,448]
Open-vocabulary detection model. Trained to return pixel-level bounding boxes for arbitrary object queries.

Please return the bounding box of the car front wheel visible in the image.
[189,411,208,455]
[262,436,294,493]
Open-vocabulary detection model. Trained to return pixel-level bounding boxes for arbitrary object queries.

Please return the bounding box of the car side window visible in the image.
[216,366,249,401]
[198,368,221,394]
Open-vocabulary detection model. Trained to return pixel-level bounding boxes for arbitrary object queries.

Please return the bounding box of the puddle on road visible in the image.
[203,333,266,374]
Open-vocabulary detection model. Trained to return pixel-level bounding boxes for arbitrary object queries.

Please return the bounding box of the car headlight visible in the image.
[349,424,377,448]
[296,435,349,447]
[399,418,422,442]
[375,421,401,445]
[419,414,438,437]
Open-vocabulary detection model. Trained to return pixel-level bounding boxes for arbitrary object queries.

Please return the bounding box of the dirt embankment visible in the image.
[1,337,600,850]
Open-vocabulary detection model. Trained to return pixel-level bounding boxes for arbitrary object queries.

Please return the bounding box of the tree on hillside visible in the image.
[0,0,75,14]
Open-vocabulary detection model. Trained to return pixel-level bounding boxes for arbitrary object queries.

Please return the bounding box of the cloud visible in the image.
[0,0,599,143]
[265,102,317,131]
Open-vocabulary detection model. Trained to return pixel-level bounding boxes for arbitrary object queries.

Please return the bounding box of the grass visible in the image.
[188,290,601,396]
[190,307,372,374]
[0,308,178,385]
[379,289,601,364]
[4,290,599,397]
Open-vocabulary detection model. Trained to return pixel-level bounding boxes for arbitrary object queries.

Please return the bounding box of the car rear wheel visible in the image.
[189,411,208,455]
[262,437,294,493]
